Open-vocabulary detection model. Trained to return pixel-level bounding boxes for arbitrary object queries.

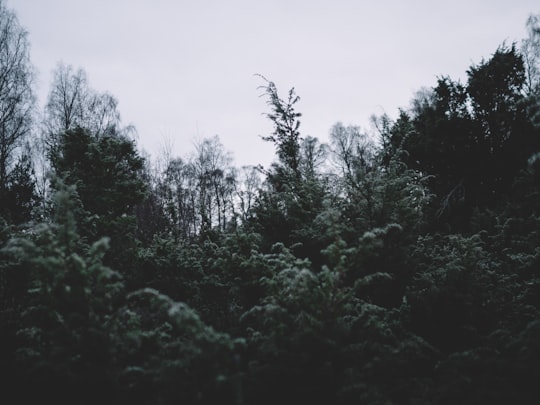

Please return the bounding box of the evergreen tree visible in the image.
[0,152,39,224]
[388,45,540,230]
[250,78,329,260]
[49,127,146,269]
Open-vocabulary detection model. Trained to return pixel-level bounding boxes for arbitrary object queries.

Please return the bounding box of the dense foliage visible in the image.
[1,2,540,403]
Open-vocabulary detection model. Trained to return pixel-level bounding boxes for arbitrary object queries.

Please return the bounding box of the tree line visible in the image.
[1,2,540,403]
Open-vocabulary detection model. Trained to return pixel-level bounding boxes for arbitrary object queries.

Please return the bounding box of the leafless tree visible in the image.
[0,0,35,187]
[153,136,237,239]
[43,62,121,155]
[157,157,199,239]
[522,13,540,95]
[192,136,235,232]
[329,122,375,187]
[235,165,262,221]
[299,135,327,179]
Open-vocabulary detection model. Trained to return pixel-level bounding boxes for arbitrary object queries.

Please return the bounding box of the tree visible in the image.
[1,181,239,404]
[330,121,431,243]
[521,14,540,136]
[2,181,123,403]
[0,151,38,224]
[50,127,146,269]
[397,77,477,207]
[259,76,302,178]
[468,45,526,147]
[51,128,145,218]
[154,136,237,240]
[133,151,170,245]
[235,165,262,223]
[329,122,376,189]
[44,63,87,135]
[522,13,540,95]
[43,63,121,156]
[157,156,199,239]
[299,135,327,180]
[250,79,331,260]
[0,0,35,220]
[191,136,236,234]
[466,45,540,206]
[385,45,540,231]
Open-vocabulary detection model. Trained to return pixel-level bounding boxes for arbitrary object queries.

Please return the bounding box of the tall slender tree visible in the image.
[259,76,302,179]
[522,13,540,96]
[0,0,35,222]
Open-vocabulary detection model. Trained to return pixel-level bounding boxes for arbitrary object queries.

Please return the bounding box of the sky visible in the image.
[9,0,540,168]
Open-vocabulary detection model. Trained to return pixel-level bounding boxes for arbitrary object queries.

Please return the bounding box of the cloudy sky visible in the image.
[10,0,540,168]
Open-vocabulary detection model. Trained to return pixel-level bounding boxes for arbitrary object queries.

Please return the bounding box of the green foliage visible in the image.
[239,244,344,403]
[388,45,540,231]
[259,76,302,177]
[330,122,432,241]
[136,230,265,335]
[348,156,431,237]
[251,78,333,262]
[406,234,496,351]
[49,127,146,270]
[0,182,242,404]
[51,128,146,220]
[250,171,329,261]
[3,9,540,403]
[1,182,122,402]
[238,242,439,404]
[0,153,39,224]
[109,288,238,404]
[402,225,540,403]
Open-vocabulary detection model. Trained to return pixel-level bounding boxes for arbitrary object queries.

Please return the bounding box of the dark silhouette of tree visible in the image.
[466,45,538,204]
[387,45,540,230]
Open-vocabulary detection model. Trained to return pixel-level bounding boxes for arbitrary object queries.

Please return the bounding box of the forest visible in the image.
[1,2,540,404]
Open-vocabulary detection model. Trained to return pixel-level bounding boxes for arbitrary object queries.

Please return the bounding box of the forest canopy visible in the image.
[1,2,540,404]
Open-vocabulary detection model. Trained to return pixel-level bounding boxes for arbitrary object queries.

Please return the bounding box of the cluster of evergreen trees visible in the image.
[1,2,540,403]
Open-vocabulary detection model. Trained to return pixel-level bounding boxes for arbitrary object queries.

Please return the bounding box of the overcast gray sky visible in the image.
[10,0,540,168]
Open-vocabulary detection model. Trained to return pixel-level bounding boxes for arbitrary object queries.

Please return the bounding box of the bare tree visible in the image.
[299,136,327,179]
[235,165,262,221]
[153,136,237,239]
[0,0,34,188]
[192,136,235,232]
[44,63,87,135]
[43,62,121,155]
[329,122,375,187]
[522,13,540,95]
